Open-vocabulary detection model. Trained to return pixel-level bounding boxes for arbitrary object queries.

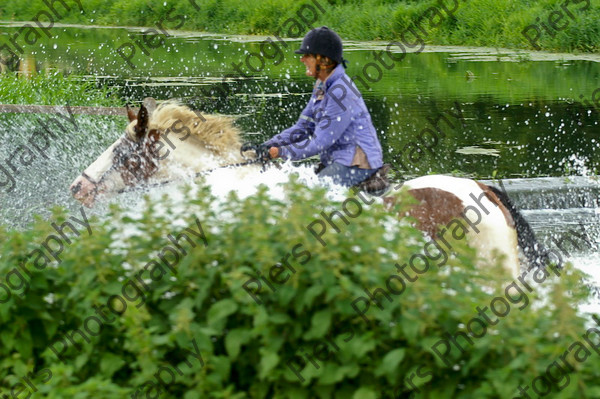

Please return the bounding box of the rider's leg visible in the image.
[317,162,377,187]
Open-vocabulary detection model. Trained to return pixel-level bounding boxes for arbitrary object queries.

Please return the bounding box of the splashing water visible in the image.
[559,154,596,177]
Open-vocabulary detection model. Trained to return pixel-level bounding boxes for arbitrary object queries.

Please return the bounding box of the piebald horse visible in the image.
[70,100,547,276]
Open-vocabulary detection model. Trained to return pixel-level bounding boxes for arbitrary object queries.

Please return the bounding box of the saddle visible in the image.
[354,164,392,196]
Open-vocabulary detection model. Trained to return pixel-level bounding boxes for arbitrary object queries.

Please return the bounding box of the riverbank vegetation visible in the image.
[0,72,121,106]
[1,0,599,52]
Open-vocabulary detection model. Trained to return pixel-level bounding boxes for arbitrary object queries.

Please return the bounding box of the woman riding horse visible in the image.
[257,26,385,188]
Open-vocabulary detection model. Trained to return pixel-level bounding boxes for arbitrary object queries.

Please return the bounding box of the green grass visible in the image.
[1,0,599,52]
[0,72,122,106]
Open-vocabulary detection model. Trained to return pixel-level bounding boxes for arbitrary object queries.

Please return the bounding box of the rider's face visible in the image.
[301,54,317,77]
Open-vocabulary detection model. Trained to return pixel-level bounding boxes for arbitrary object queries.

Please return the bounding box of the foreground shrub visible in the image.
[0,181,598,398]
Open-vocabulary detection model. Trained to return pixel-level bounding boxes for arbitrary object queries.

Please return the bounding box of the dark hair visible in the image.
[313,54,337,73]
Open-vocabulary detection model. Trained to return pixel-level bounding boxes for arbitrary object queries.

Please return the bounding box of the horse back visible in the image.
[384,175,520,275]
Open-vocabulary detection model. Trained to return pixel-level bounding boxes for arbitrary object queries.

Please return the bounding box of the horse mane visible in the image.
[126,101,242,155]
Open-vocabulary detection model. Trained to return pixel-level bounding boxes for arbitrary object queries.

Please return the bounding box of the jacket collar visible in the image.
[315,64,345,93]
[324,64,345,90]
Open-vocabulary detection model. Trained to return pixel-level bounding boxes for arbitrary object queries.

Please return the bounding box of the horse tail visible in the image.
[487,184,551,270]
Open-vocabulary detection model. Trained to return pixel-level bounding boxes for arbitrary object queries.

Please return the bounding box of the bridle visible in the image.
[79,134,158,196]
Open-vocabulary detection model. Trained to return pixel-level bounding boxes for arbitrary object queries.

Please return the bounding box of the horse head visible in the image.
[70,98,243,206]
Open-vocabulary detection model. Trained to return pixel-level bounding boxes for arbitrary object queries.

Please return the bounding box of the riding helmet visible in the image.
[295,26,345,65]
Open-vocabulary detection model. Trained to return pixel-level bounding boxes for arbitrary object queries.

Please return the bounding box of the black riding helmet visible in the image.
[295,26,347,67]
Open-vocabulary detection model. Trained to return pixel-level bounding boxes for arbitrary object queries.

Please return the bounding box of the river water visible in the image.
[0,23,598,309]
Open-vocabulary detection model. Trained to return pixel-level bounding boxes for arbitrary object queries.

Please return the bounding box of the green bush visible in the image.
[0,181,598,398]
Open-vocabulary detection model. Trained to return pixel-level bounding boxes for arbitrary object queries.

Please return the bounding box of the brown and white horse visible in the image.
[70,100,547,276]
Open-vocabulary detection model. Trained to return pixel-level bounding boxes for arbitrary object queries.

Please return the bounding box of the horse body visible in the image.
[70,100,543,275]
[402,175,520,276]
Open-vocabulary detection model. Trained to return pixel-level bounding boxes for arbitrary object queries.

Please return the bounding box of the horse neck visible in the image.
[156,134,243,177]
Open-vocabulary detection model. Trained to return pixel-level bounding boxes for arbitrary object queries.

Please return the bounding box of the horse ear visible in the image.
[126,105,137,122]
[143,97,157,116]
[134,104,149,139]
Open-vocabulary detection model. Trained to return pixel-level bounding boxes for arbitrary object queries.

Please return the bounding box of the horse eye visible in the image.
[114,147,127,160]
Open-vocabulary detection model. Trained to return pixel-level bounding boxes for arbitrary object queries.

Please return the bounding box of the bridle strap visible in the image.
[81,135,133,188]
[81,171,100,185]
[82,161,120,192]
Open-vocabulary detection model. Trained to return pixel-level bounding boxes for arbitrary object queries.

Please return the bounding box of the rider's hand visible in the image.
[269,147,279,159]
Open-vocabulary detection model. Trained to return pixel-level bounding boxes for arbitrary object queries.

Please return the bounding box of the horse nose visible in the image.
[71,181,82,195]
[70,176,98,207]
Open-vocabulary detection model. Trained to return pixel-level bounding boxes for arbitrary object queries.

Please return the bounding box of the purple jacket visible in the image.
[263,65,383,169]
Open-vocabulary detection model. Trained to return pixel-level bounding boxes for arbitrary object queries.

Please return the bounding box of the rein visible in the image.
[116,157,269,194]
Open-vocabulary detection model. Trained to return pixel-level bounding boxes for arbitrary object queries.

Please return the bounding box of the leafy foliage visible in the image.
[0,181,598,397]
[1,0,599,52]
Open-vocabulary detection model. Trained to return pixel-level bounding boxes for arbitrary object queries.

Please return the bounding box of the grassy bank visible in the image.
[1,0,599,53]
[0,72,122,106]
